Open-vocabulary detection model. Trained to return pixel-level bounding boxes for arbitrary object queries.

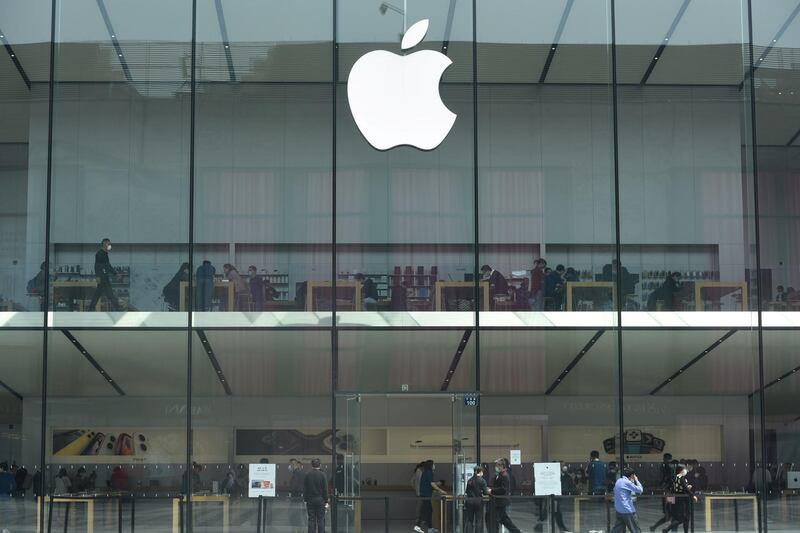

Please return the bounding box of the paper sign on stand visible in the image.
[533,463,561,495]
[248,463,276,498]
[509,450,521,465]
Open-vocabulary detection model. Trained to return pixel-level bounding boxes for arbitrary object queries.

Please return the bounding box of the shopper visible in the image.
[354,273,379,310]
[195,260,216,311]
[223,264,249,310]
[414,460,447,533]
[586,450,607,494]
[303,459,328,533]
[247,266,265,311]
[162,262,190,311]
[651,453,675,531]
[480,265,509,308]
[0,462,15,530]
[529,258,547,310]
[289,459,306,532]
[464,466,490,533]
[88,238,120,311]
[54,468,71,495]
[488,459,521,533]
[610,467,643,533]
[662,465,696,533]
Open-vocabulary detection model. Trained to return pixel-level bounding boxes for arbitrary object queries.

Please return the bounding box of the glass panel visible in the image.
[617,2,762,532]
[753,1,800,529]
[480,328,620,533]
[477,0,617,316]
[616,0,756,313]
[48,0,191,322]
[0,0,50,324]
[0,0,49,530]
[336,0,475,321]
[192,0,333,325]
[191,329,332,531]
[45,329,187,530]
[337,329,475,393]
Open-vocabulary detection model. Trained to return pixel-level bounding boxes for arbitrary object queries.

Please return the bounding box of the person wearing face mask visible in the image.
[661,465,696,533]
[413,460,447,533]
[488,459,521,533]
[88,238,120,311]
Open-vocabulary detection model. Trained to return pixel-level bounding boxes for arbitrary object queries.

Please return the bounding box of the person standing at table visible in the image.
[610,467,643,533]
[248,266,265,311]
[586,450,607,494]
[304,459,328,533]
[88,238,120,311]
[464,466,490,533]
[529,258,546,311]
[195,260,216,311]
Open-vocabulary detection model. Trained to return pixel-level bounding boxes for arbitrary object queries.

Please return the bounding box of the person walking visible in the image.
[304,459,328,533]
[464,466,490,533]
[488,459,521,533]
[610,467,643,533]
[651,453,675,531]
[88,238,120,311]
[661,466,696,533]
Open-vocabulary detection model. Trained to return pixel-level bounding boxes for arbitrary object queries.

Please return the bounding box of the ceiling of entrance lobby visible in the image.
[1,328,798,421]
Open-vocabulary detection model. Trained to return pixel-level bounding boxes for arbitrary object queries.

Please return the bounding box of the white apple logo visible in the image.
[347,19,457,151]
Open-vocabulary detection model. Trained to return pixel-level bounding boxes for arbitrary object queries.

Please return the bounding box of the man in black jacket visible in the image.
[89,238,120,311]
[304,459,328,533]
[289,459,306,532]
[489,459,520,533]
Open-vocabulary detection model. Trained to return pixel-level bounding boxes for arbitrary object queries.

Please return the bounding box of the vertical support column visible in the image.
[744,0,768,530]
[186,0,198,531]
[40,1,59,531]
[471,0,481,466]
[608,0,627,475]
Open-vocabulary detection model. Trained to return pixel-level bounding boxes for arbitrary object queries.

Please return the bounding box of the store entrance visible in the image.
[336,393,476,533]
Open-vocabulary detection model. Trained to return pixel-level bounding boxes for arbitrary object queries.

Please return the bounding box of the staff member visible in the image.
[88,238,120,311]
[303,459,328,533]
[465,466,490,533]
[489,459,520,533]
[611,467,643,533]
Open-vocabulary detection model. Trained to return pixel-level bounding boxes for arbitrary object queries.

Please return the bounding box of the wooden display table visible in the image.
[179,281,235,311]
[572,494,613,532]
[173,494,229,533]
[694,281,748,311]
[704,493,757,532]
[434,281,489,311]
[37,496,96,533]
[566,282,615,311]
[52,280,98,311]
[306,281,362,311]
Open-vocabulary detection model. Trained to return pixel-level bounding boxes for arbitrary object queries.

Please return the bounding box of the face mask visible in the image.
[495,466,500,474]
[288,465,294,471]
[106,244,112,251]
[432,465,436,471]
[562,466,568,473]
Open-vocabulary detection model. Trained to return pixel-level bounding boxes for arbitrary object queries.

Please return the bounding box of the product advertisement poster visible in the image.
[248,463,276,498]
[51,428,227,463]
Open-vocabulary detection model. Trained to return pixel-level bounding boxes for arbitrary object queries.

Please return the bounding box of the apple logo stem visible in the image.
[347,19,457,151]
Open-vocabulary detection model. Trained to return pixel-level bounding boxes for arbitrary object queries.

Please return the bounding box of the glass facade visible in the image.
[0,0,798,531]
